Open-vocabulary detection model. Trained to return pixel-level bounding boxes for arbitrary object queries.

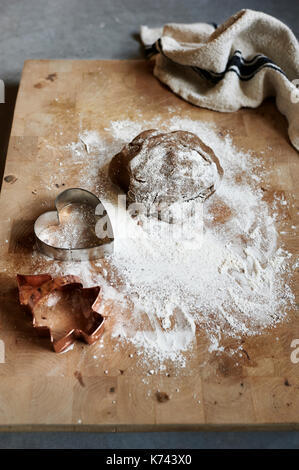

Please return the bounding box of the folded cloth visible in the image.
[140,9,299,151]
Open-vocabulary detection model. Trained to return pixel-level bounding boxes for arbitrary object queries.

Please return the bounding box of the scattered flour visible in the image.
[45,291,60,308]
[35,117,296,367]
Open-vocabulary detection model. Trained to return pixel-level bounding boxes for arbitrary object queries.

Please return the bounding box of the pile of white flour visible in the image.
[38,117,296,365]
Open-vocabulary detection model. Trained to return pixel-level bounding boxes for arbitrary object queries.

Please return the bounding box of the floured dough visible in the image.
[109,129,223,223]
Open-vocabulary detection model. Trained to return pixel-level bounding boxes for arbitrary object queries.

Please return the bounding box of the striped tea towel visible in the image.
[140,9,299,151]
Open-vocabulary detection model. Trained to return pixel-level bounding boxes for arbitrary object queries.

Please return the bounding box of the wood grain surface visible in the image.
[0,59,298,431]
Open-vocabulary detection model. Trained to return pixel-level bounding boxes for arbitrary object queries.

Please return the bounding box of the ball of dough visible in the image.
[109,129,223,223]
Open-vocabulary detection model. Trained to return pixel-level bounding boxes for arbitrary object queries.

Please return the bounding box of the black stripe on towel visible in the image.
[144,43,159,58]
[155,39,286,83]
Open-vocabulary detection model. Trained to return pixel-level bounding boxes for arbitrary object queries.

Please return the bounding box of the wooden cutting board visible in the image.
[0,59,298,431]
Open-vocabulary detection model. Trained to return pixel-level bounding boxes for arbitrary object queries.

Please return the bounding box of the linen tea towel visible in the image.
[140,9,299,151]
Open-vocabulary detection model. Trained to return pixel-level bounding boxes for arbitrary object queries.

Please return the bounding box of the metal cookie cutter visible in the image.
[34,188,114,261]
[17,274,106,353]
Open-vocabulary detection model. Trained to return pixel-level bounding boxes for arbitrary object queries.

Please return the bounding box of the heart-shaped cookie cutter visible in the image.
[34,188,114,261]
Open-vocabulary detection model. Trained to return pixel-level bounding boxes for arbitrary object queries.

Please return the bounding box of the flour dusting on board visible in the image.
[35,117,296,367]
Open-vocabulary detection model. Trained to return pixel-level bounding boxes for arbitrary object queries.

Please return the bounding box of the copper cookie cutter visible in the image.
[34,188,114,261]
[17,274,106,353]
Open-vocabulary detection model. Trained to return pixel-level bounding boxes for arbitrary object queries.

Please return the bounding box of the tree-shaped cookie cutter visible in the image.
[17,274,106,353]
[34,188,114,261]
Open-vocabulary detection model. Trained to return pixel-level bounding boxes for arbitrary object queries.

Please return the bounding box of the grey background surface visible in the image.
[0,0,299,449]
